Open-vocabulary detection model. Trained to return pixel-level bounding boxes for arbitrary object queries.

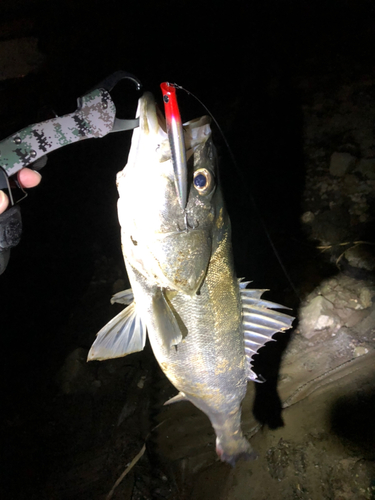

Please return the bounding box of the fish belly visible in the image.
[131,234,257,465]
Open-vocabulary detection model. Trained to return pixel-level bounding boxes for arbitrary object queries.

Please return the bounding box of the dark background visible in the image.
[1,0,374,498]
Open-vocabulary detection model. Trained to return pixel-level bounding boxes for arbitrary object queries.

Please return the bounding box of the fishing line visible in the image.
[172,83,299,299]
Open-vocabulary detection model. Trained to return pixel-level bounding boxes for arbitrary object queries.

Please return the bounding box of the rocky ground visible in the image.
[1,2,375,499]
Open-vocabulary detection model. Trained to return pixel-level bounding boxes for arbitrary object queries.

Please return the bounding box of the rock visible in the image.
[359,287,373,307]
[329,152,356,177]
[354,346,369,357]
[321,275,375,310]
[343,174,363,196]
[354,305,375,337]
[299,295,341,339]
[311,207,349,245]
[355,158,375,179]
[301,211,315,224]
[298,275,375,340]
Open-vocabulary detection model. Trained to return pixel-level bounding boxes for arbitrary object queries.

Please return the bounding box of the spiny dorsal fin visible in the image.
[240,283,294,383]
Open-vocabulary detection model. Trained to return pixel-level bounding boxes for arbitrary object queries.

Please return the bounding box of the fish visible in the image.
[87,89,294,466]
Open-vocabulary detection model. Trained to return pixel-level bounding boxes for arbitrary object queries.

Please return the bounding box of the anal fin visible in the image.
[164,392,187,405]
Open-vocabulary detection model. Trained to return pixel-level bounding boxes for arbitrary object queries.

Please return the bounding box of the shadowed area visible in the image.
[330,387,375,456]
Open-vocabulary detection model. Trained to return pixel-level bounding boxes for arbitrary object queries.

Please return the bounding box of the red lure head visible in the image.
[160,82,182,126]
[160,82,187,209]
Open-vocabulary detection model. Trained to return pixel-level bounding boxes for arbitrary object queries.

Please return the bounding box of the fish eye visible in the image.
[193,168,214,195]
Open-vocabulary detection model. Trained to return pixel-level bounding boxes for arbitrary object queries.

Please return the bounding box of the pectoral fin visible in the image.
[87,301,146,361]
[240,282,295,382]
[152,289,183,350]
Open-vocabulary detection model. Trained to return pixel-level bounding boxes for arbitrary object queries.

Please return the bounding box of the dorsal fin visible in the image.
[240,282,294,382]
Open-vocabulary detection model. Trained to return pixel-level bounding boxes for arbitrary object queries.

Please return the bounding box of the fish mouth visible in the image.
[140,91,187,209]
[158,213,200,238]
[140,91,212,209]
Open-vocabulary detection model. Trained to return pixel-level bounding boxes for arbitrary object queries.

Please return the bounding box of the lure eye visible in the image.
[193,168,214,195]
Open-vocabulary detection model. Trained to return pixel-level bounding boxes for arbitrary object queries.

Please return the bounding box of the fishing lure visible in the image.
[160,82,187,210]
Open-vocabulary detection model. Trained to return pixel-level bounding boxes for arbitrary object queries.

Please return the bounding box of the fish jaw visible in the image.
[118,167,213,295]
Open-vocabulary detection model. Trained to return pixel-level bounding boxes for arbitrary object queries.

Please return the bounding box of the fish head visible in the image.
[118,91,229,296]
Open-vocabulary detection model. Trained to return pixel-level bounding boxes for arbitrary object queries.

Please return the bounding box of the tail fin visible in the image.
[216,436,258,467]
[210,406,258,467]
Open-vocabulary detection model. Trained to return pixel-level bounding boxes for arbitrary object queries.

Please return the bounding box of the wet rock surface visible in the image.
[298,275,374,338]
[1,2,375,499]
